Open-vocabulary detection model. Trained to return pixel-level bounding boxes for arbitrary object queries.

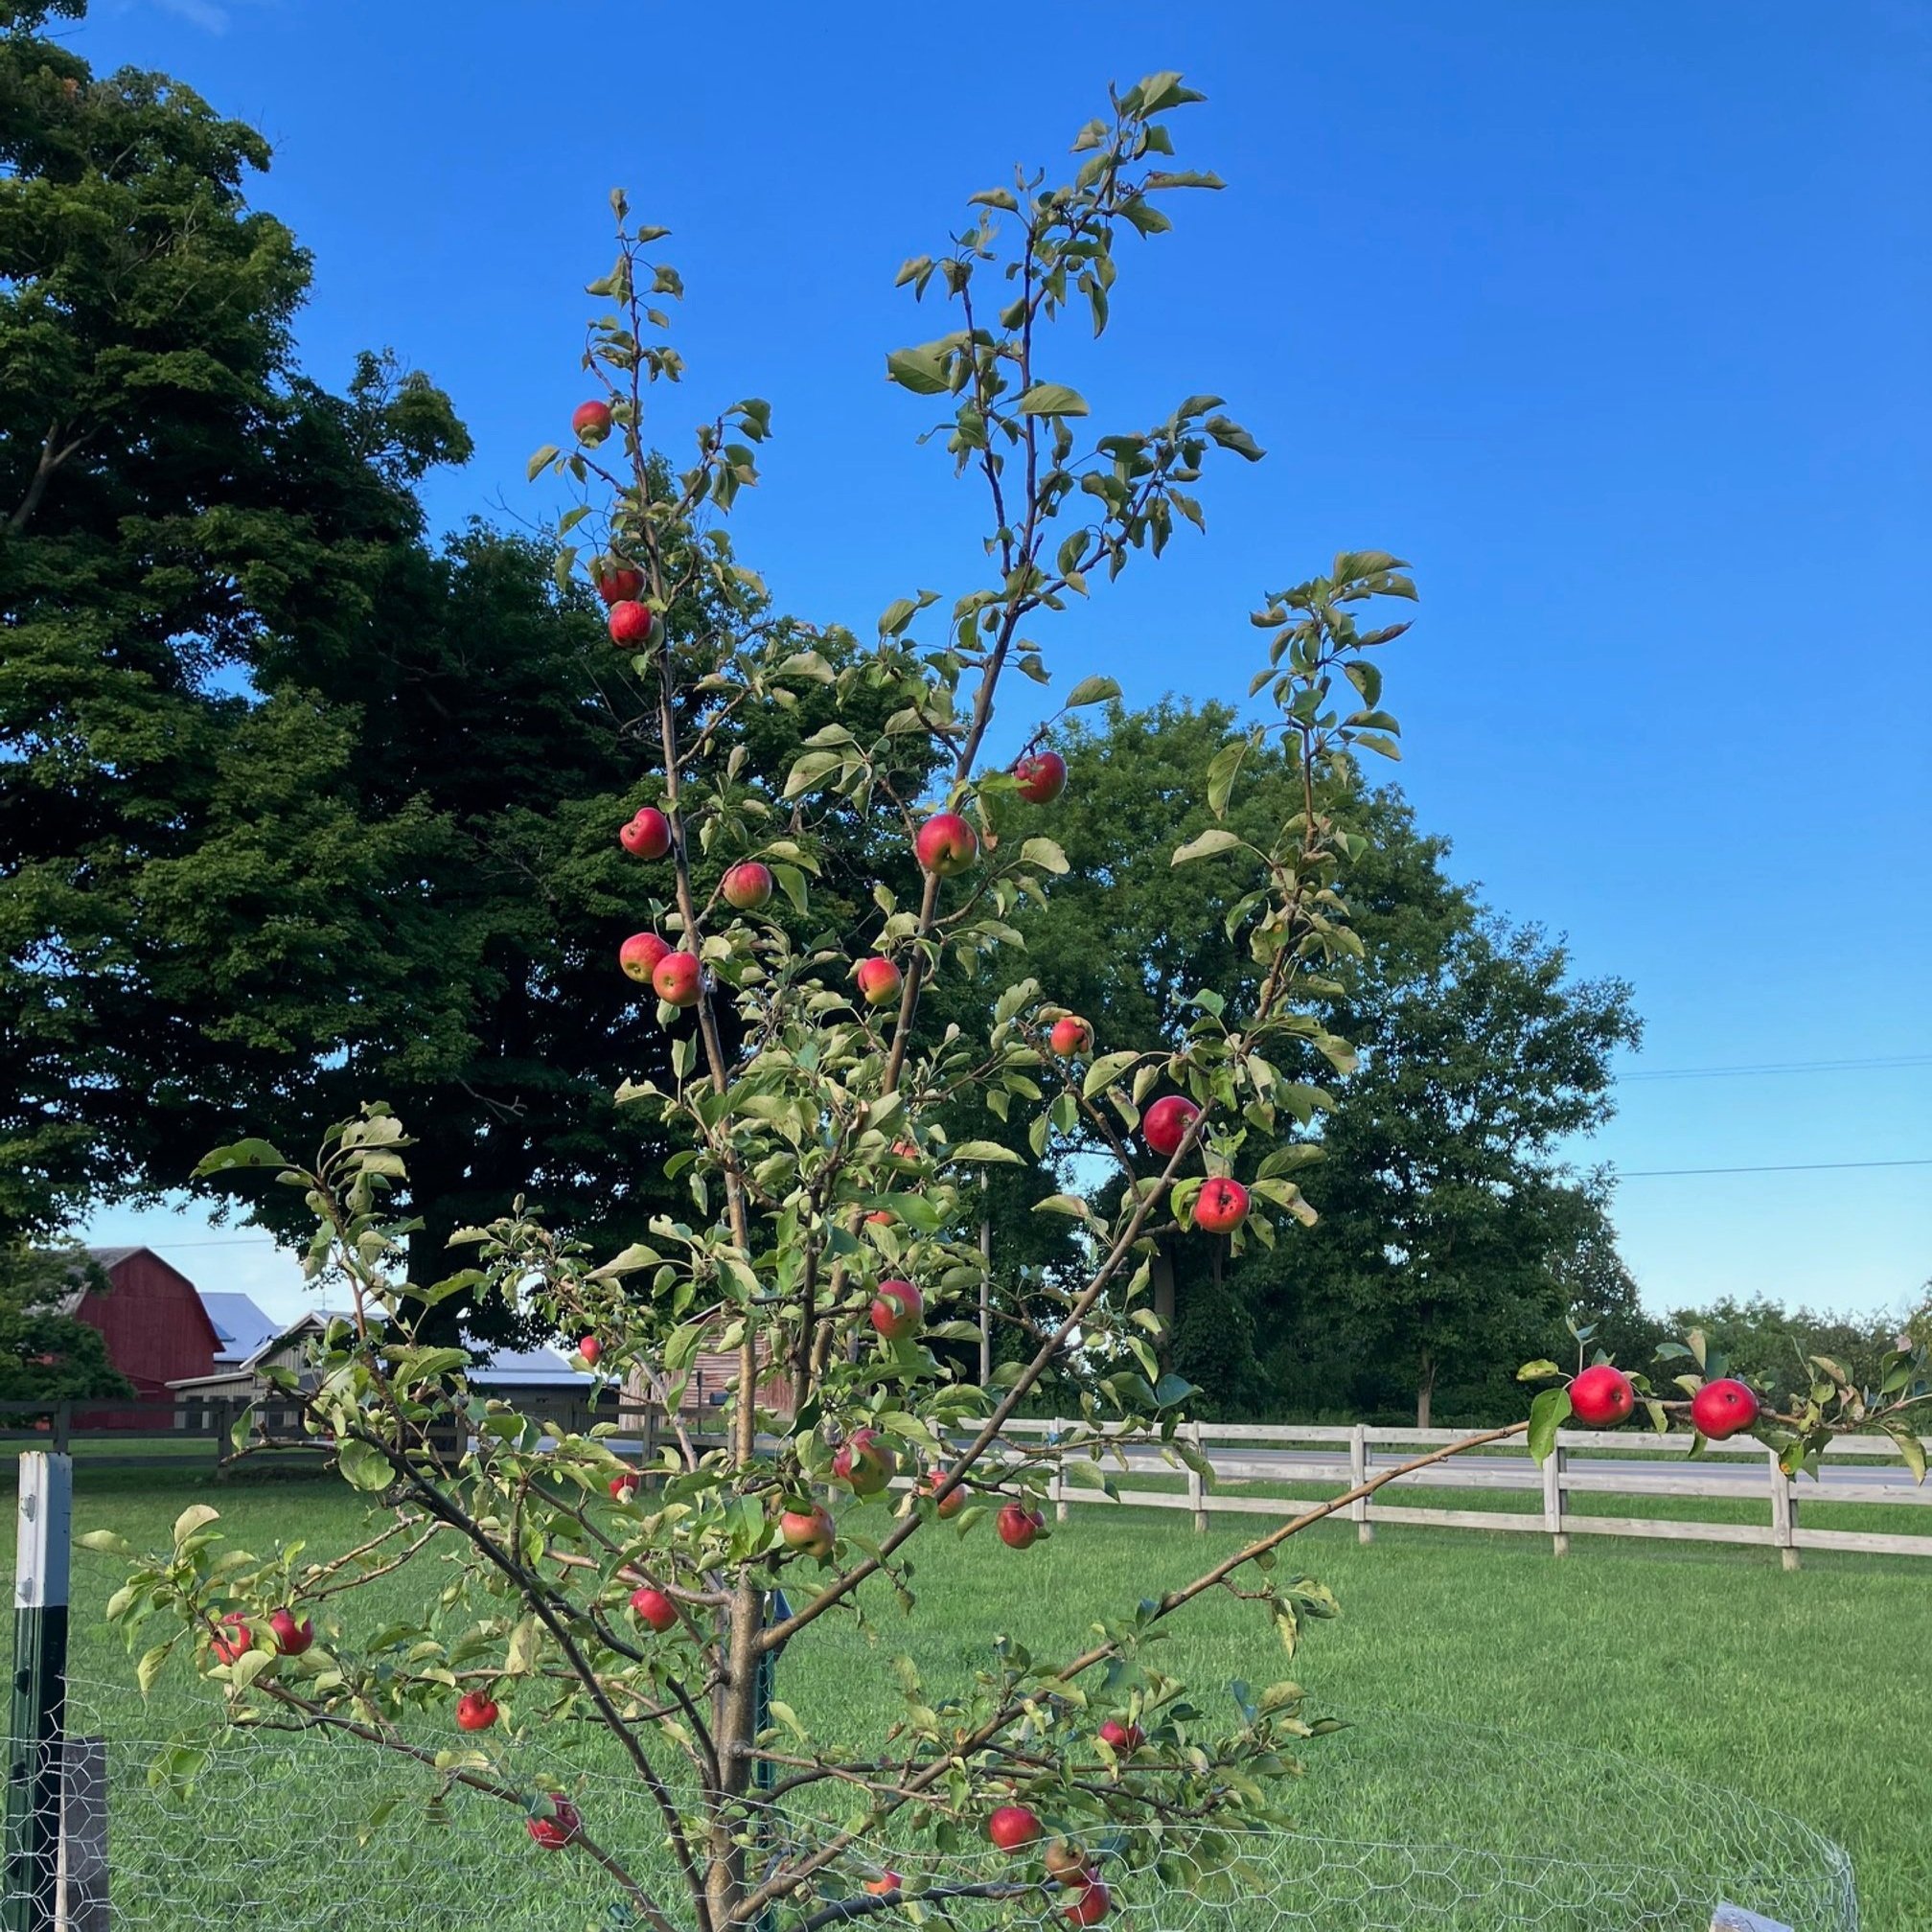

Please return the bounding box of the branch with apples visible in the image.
[93,73,1932,1932]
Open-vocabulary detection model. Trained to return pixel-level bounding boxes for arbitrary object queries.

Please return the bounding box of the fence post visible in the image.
[1184,1421,1208,1534]
[1051,1420,1069,1524]
[1543,1434,1569,1556]
[55,1736,106,1932]
[1348,1426,1374,1545]
[47,1413,67,1460]
[5,1453,72,1932]
[1769,1448,1799,1573]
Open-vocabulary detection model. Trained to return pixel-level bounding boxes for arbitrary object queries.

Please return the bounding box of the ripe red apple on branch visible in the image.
[621,808,672,859]
[652,951,702,1008]
[267,1608,313,1656]
[1049,1015,1092,1058]
[914,811,978,876]
[997,1502,1046,1550]
[987,1806,1042,1852]
[831,1428,897,1497]
[608,599,655,647]
[778,1504,836,1559]
[572,400,613,444]
[1190,1177,1250,1234]
[869,1279,923,1342]
[454,1690,499,1733]
[595,559,646,605]
[1691,1377,1760,1439]
[854,956,902,1007]
[1141,1094,1200,1158]
[1567,1363,1634,1427]
[721,861,772,910]
[618,932,671,984]
[527,1797,583,1851]
[631,1587,678,1633]
[1013,748,1068,803]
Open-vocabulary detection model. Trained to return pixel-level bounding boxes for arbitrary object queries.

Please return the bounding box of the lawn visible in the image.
[33,1463,1931,1932]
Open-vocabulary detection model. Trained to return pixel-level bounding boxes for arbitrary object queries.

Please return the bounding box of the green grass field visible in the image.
[30,1463,1932,1932]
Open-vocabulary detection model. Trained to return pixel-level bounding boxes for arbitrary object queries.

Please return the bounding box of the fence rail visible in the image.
[954,1418,1932,1567]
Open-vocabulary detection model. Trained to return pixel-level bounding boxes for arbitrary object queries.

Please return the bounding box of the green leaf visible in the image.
[783,750,844,799]
[172,1505,219,1549]
[1034,1195,1092,1219]
[1528,1386,1573,1463]
[336,1439,393,1493]
[1515,1360,1562,1383]
[1205,736,1251,819]
[135,1642,172,1698]
[193,1138,288,1179]
[1885,1425,1927,1485]
[1171,828,1244,866]
[1021,838,1070,875]
[1082,1050,1142,1097]
[947,1140,1024,1165]
[886,345,950,396]
[1014,382,1089,418]
[526,444,560,480]
[78,1530,133,1556]
[1063,675,1121,709]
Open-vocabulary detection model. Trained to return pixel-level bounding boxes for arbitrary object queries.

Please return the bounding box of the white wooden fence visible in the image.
[958,1419,1932,1567]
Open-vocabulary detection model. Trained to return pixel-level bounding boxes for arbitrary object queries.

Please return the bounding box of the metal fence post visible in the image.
[1769,1448,1800,1572]
[5,1453,72,1932]
[1349,1425,1374,1545]
[1051,1420,1069,1524]
[1543,1434,1569,1556]
[1184,1421,1208,1534]
[55,1736,106,1932]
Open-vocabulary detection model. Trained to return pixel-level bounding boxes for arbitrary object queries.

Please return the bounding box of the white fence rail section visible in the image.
[944,1420,1932,1567]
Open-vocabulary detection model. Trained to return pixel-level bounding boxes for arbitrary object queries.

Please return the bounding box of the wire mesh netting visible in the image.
[19,1676,1854,1932]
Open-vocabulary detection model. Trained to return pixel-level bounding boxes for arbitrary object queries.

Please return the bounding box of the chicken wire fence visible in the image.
[17,1673,1855,1932]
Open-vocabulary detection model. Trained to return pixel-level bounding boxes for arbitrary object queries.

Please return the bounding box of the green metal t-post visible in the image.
[750,1588,791,1932]
[4,1454,70,1932]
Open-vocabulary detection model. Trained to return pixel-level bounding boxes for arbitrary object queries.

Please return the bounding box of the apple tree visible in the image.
[97,77,1932,1932]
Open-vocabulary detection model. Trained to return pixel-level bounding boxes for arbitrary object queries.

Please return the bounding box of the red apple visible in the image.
[997,1502,1044,1550]
[1043,1841,1091,1889]
[863,1874,904,1898]
[630,1586,678,1633]
[608,599,655,647]
[619,932,672,984]
[1013,749,1068,805]
[1568,1363,1634,1428]
[267,1608,312,1657]
[914,812,979,877]
[855,957,903,1008]
[455,1690,498,1732]
[594,560,645,605]
[987,1805,1042,1852]
[864,1209,894,1228]
[211,1613,254,1666]
[571,400,613,444]
[1142,1094,1201,1159]
[609,1472,640,1501]
[869,1280,923,1342]
[920,1470,967,1518]
[779,1504,837,1558]
[1063,1880,1111,1925]
[1690,1377,1760,1440]
[1191,1177,1250,1235]
[722,861,772,910]
[620,808,671,860]
[653,952,702,1008]
[579,1335,603,1368]
[1049,1015,1092,1059]
[1097,1718,1143,1752]
[527,1796,582,1851]
[832,1428,897,1497]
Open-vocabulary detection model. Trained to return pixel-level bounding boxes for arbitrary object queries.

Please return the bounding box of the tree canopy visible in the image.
[1000,701,1641,1423]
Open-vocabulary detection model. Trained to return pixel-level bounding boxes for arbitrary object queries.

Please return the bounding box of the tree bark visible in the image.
[1415,1349,1436,1430]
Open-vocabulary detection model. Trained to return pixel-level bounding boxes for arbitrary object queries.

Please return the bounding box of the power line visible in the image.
[1621,1157,1932,1179]
[1623,1052,1932,1082]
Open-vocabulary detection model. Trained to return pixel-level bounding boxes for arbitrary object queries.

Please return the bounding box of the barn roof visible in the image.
[199,1292,282,1368]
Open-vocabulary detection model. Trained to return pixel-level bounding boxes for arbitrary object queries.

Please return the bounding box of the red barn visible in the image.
[64,1247,221,1426]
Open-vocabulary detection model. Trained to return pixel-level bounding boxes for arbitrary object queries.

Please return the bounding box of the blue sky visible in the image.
[73,1,1930,1324]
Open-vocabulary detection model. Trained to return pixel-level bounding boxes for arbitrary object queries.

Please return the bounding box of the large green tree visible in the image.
[1000,701,1640,1422]
[0,10,936,1320]
[0,8,469,1235]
